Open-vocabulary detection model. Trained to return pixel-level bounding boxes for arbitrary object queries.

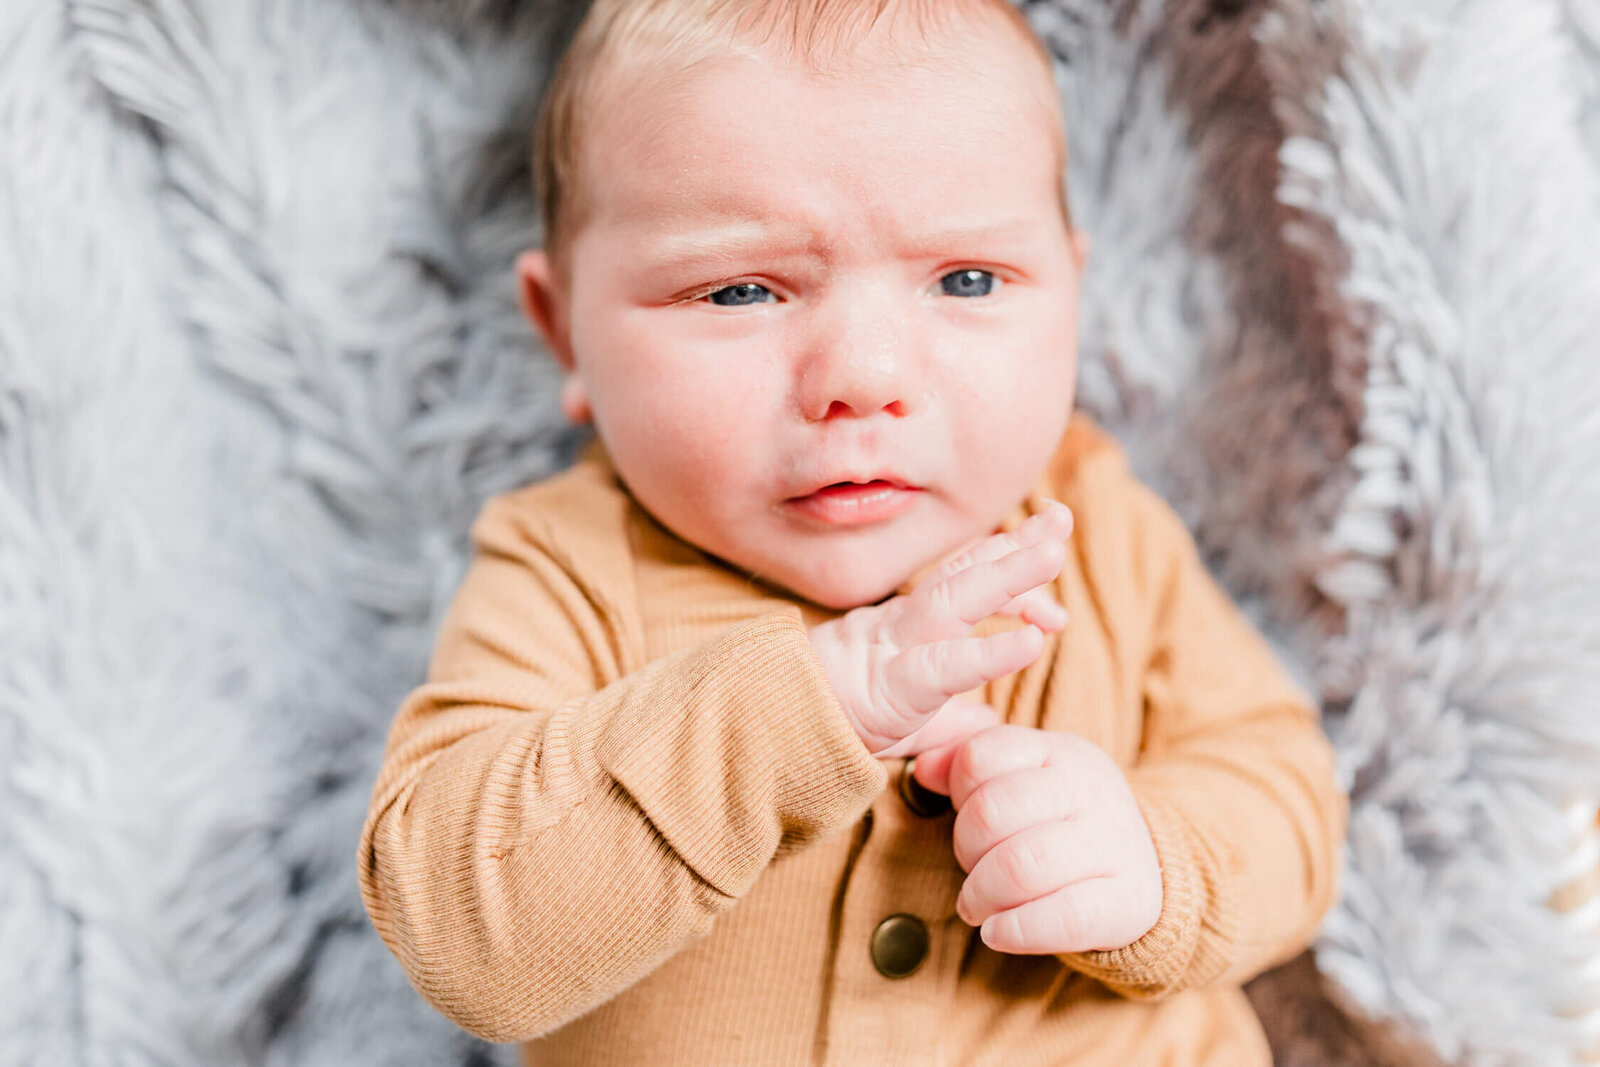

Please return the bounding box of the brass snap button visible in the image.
[898,759,952,818]
[870,914,930,978]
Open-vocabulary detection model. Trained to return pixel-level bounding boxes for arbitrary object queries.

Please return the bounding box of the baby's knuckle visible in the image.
[968,785,1006,842]
[1050,892,1088,949]
[999,836,1043,890]
[922,580,956,620]
[989,551,1025,586]
[1003,910,1042,952]
[961,722,1010,765]
[934,552,971,581]
[920,642,953,681]
[977,526,1014,552]
[845,611,878,646]
[868,675,910,730]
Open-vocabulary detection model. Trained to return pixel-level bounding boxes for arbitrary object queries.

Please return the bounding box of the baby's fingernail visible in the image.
[1018,510,1057,543]
[1020,501,1065,535]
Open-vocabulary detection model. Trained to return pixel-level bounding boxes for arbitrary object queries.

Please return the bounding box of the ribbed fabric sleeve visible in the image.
[356,497,886,1044]
[1059,480,1347,999]
[595,612,889,896]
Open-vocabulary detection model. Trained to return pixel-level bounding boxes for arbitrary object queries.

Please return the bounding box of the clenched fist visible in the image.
[915,725,1163,955]
[806,502,1075,758]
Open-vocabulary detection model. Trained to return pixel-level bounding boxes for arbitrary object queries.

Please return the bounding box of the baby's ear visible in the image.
[559,377,593,425]
[516,249,575,371]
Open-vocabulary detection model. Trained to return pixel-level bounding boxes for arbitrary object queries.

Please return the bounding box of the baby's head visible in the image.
[517,0,1089,610]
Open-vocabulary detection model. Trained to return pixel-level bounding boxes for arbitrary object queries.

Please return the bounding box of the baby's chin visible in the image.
[762,554,918,613]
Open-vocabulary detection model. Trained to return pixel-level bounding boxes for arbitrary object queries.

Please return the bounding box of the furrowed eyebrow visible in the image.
[647,226,812,264]
[645,217,1041,265]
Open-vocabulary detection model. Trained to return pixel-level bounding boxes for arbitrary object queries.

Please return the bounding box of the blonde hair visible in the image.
[531,0,1072,288]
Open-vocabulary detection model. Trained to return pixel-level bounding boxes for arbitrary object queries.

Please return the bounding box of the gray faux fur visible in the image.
[2,0,1596,1064]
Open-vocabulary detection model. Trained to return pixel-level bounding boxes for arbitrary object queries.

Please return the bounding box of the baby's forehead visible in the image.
[590,0,1056,108]
[544,0,1070,263]
[591,35,1063,164]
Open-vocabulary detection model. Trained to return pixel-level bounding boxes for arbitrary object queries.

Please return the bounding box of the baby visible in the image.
[357,1,1348,1063]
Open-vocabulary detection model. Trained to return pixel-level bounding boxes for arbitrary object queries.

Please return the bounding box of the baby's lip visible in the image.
[786,474,919,499]
[782,479,924,528]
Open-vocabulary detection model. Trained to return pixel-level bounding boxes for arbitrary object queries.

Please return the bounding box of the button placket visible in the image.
[821,778,967,1065]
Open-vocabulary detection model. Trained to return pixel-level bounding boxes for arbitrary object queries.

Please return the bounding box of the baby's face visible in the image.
[520,21,1086,610]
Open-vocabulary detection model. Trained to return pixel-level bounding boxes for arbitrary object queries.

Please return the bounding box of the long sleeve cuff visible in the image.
[596,609,888,898]
[1059,780,1216,998]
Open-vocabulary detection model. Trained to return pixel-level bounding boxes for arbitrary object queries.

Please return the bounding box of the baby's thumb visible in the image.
[878,698,1001,767]
[908,739,961,797]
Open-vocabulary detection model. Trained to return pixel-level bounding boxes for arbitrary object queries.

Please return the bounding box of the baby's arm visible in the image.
[925,483,1347,998]
[356,500,885,1043]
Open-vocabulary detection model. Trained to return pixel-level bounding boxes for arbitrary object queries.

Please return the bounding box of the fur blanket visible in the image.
[2,0,1596,1063]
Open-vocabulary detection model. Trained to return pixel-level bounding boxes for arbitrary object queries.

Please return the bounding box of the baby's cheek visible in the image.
[612,398,767,510]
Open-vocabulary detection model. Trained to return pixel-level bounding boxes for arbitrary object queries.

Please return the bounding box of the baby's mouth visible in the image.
[784,480,923,527]
[815,478,899,492]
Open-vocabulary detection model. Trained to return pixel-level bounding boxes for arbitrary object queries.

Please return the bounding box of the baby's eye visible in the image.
[940,268,1001,298]
[704,282,777,307]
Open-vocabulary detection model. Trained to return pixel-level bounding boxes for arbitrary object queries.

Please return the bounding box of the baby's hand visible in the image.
[914,725,1163,954]
[806,501,1074,757]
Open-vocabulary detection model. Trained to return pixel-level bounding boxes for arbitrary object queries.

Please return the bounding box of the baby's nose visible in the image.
[797,294,919,422]
[817,397,907,420]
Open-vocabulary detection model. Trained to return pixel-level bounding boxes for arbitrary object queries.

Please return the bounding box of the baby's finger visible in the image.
[956,820,1105,928]
[899,539,1066,646]
[980,876,1149,955]
[883,627,1045,721]
[951,766,1082,872]
[918,501,1074,590]
[909,738,962,795]
[919,535,996,591]
[875,698,1002,760]
[995,586,1070,632]
[946,724,1071,810]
